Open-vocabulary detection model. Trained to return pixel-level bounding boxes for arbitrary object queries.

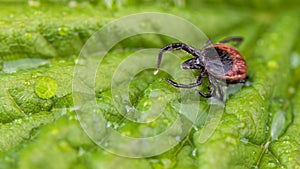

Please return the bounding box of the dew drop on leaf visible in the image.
[240,137,249,144]
[58,26,70,36]
[192,148,197,157]
[161,158,172,168]
[35,76,58,99]
[270,111,286,141]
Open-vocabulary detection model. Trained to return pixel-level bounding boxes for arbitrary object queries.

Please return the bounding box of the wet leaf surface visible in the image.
[0,1,299,169]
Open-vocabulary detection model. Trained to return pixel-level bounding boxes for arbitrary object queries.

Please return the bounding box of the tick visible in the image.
[156,37,248,99]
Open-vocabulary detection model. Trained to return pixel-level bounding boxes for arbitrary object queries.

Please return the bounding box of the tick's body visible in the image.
[156,37,247,99]
[207,43,247,83]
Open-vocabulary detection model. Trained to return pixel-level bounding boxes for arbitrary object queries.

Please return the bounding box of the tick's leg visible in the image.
[196,88,213,98]
[157,43,198,70]
[195,75,217,98]
[164,78,201,88]
[204,39,213,48]
[219,37,243,47]
[164,70,206,88]
[210,77,226,101]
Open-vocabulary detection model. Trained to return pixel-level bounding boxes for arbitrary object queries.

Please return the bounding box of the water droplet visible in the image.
[225,136,236,144]
[282,140,289,144]
[283,135,290,140]
[77,147,86,157]
[113,122,119,129]
[13,119,22,124]
[31,73,38,78]
[238,122,245,128]
[143,101,150,107]
[175,136,181,142]
[69,114,76,121]
[267,162,278,168]
[58,141,69,150]
[193,125,199,131]
[58,26,70,36]
[24,32,33,40]
[162,119,169,125]
[192,148,197,157]
[24,81,31,86]
[106,121,112,128]
[270,111,286,141]
[161,158,171,168]
[245,81,252,86]
[35,76,58,99]
[125,105,134,113]
[121,131,131,136]
[240,137,249,144]
[97,96,103,101]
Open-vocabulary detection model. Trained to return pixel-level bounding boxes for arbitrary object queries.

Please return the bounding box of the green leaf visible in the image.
[0,2,299,169]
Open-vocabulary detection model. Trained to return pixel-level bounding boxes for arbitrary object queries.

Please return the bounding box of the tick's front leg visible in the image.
[218,37,243,47]
[164,78,202,88]
[164,70,206,88]
[157,43,198,71]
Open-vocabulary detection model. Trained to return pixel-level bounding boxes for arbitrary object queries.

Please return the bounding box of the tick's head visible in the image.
[181,57,204,69]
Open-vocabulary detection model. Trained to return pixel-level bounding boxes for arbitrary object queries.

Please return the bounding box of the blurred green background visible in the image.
[0,0,299,169]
